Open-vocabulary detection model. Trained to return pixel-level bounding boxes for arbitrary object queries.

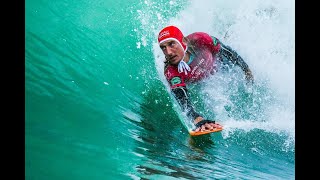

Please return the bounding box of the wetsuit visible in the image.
[164,32,251,123]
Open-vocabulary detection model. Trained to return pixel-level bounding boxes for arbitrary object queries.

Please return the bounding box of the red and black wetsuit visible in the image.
[164,32,250,122]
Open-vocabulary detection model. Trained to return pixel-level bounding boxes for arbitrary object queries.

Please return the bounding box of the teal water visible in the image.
[26,0,295,179]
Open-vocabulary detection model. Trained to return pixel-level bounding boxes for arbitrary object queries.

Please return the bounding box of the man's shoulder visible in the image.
[186,32,212,40]
[164,63,176,71]
[164,63,181,78]
[186,32,215,48]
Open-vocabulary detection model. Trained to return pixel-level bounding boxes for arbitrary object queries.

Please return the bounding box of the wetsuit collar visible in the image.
[187,53,194,65]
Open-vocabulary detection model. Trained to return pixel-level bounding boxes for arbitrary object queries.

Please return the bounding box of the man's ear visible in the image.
[182,37,188,46]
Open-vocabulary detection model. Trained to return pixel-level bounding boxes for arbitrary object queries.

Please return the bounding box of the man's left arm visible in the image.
[215,38,254,83]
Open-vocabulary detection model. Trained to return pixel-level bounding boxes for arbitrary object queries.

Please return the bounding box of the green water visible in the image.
[26,0,295,179]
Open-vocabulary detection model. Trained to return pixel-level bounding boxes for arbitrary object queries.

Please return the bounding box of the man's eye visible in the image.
[161,46,166,50]
[169,42,175,47]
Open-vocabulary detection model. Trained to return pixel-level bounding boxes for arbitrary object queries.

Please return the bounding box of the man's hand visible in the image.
[193,117,219,132]
[193,117,204,124]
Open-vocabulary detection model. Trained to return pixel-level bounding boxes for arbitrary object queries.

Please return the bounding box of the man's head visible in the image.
[158,26,187,65]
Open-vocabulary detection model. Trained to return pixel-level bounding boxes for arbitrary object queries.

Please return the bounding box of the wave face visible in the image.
[26,0,294,179]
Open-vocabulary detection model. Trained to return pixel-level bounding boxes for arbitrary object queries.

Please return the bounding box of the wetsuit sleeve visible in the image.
[171,87,201,121]
[165,65,202,122]
[216,39,252,74]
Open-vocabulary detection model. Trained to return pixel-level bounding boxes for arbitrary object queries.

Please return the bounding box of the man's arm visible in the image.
[217,39,254,83]
[171,86,202,123]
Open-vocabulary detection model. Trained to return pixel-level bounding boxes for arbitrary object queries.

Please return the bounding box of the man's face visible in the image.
[159,40,185,65]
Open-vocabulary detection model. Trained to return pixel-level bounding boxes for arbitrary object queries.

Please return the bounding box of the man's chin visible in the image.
[170,59,180,65]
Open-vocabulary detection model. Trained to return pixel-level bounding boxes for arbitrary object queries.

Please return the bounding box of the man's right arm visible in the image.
[165,65,203,125]
[171,86,202,121]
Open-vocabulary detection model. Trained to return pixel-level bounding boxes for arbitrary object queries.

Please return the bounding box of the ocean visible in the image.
[25,0,295,179]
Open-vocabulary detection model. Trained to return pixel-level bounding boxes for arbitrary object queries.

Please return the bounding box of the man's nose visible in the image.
[166,47,173,55]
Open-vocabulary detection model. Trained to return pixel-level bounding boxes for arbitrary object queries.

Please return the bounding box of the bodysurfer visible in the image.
[157,25,254,133]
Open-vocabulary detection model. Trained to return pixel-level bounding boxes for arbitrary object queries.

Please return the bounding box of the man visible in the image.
[158,25,254,133]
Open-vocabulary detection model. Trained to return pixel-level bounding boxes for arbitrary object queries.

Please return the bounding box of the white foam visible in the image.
[138,0,294,142]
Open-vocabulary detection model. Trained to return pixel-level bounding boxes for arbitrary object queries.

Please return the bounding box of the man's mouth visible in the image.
[168,55,177,61]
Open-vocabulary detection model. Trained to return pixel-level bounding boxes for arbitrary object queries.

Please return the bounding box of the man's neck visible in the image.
[183,52,191,64]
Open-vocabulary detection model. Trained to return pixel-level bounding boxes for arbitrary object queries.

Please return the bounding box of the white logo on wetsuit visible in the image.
[191,58,205,75]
